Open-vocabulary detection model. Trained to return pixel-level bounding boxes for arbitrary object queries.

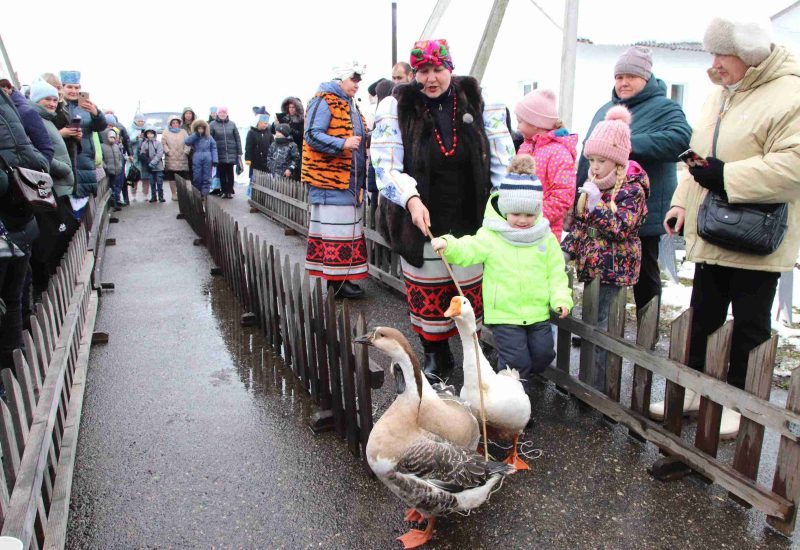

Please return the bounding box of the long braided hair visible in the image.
[577,163,627,215]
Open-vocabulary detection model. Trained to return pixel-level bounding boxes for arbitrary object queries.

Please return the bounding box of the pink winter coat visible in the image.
[519,130,578,241]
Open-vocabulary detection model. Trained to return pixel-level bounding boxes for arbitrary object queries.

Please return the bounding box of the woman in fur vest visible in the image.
[371,39,515,382]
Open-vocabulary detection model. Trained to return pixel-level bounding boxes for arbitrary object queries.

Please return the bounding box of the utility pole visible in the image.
[392,2,398,66]
[0,33,20,89]
[419,0,451,40]
[469,0,510,82]
[558,0,579,130]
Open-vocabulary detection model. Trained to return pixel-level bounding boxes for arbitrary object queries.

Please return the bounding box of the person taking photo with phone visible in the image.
[60,71,106,205]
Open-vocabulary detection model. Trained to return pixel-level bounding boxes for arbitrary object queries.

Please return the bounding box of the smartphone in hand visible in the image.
[678,149,708,168]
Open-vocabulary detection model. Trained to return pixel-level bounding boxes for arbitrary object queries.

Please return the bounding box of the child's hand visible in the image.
[431,237,447,252]
[555,305,570,319]
[580,180,601,212]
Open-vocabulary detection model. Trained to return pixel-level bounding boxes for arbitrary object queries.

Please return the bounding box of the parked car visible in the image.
[141,112,173,135]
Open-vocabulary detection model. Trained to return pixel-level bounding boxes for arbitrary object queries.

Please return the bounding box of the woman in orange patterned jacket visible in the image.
[302,62,369,300]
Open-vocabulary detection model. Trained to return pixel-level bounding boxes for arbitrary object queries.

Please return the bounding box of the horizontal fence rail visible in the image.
[244,170,800,536]
[0,177,108,548]
[177,179,383,471]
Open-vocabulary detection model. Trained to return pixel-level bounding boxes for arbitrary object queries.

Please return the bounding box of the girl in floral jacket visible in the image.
[562,106,648,392]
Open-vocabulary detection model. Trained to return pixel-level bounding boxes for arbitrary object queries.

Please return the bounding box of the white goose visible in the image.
[355,327,515,549]
[444,296,533,470]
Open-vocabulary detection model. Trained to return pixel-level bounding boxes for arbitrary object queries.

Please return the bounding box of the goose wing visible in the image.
[432,381,475,413]
[389,434,514,515]
[398,433,513,491]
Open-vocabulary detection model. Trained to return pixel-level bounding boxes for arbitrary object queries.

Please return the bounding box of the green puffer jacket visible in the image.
[441,194,573,326]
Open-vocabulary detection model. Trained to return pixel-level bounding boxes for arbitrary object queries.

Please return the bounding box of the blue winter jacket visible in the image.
[576,77,691,237]
[304,81,367,206]
[66,100,107,197]
[185,124,218,169]
[185,134,218,159]
[10,90,54,163]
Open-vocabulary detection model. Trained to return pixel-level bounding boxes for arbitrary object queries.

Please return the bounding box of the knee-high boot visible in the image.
[419,335,455,383]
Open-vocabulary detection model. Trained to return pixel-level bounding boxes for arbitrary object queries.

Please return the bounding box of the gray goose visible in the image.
[355,327,515,549]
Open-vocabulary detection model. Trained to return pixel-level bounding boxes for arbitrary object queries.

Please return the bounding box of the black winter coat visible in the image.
[245,127,272,172]
[210,119,242,164]
[377,77,491,267]
[0,91,50,230]
[266,137,300,177]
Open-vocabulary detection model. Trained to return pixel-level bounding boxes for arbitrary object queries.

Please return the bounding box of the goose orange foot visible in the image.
[397,517,436,549]
[404,508,424,523]
[503,436,530,471]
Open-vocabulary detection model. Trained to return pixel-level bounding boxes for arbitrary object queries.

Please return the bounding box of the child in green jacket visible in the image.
[431,155,572,390]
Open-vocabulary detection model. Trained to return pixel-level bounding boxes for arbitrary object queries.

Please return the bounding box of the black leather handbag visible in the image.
[697,191,788,255]
[695,102,790,256]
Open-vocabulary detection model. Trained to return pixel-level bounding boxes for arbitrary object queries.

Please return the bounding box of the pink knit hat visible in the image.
[514,89,559,130]
[583,106,632,166]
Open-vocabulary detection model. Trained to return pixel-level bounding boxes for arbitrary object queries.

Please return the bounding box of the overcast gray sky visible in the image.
[1,0,791,126]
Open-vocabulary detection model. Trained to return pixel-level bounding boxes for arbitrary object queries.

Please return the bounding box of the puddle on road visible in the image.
[202,276,313,419]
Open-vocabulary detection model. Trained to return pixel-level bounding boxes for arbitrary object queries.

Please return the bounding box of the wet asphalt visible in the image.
[67,184,795,549]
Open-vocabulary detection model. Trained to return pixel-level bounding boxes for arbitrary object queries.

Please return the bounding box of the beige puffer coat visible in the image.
[161,116,190,172]
[671,45,800,272]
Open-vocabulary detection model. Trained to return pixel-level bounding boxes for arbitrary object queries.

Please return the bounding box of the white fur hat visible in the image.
[703,15,773,67]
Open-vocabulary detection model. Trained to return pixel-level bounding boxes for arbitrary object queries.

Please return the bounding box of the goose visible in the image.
[362,327,480,450]
[444,296,533,470]
[355,327,515,549]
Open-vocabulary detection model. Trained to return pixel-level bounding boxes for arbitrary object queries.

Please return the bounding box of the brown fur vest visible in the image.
[377,76,491,268]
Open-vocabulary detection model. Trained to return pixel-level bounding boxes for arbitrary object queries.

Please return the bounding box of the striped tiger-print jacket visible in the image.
[302,84,367,192]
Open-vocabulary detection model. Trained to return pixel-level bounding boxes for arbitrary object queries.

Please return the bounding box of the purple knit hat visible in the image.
[583,106,633,166]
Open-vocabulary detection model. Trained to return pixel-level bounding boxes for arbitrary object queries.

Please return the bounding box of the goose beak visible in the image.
[353,331,375,346]
[443,297,462,318]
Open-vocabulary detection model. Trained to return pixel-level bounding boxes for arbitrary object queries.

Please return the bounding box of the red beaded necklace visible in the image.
[428,92,458,157]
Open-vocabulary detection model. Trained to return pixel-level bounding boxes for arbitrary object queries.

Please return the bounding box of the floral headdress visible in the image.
[409,39,454,72]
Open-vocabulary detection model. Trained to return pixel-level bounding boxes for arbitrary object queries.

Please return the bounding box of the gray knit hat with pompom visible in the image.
[498,155,543,217]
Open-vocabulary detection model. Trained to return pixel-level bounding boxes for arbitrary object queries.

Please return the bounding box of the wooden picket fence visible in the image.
[83,176,112,288]
[249,171,309,236]
[247,171,405,293]
[175,176,206,242]
[0,180,107,548]
[176,178,384,469]
[244,170,800,536]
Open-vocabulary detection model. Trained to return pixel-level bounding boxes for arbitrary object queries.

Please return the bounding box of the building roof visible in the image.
[577,38,704,52]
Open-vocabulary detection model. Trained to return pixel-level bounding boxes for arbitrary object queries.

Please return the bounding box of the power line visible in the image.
[528,0,563,31]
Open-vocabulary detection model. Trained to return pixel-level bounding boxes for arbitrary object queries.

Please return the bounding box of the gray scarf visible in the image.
[483,216,551,247]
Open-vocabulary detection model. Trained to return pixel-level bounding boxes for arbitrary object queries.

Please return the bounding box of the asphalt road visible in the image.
[67,185,795,549]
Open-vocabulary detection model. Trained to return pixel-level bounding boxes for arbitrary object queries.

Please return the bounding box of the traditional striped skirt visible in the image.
[305,204,368,281]
[401,242,483,341]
